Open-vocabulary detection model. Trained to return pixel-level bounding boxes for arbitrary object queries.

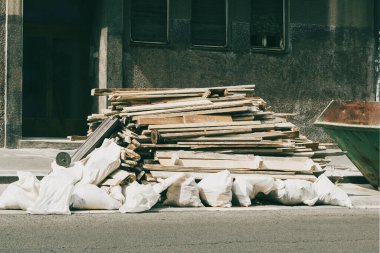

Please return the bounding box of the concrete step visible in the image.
[18,138,83,150]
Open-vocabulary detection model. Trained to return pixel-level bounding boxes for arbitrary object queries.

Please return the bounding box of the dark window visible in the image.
[251,0,285,50]
[191,0,227,47]
[130,0,168,43]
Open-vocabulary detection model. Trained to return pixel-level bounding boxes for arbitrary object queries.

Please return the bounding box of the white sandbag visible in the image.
[269,179,318,206]
[71,184,122,210]
[163,173,203,207]
[79,139,121,185]
[314,174,352,207]
[152,173,185,194]
[0,171,40,210]
[27,175,74,215]
[198,170,233,207]
[51,161,84,183]
[232,175,275,207]
[109,185,125,204]
[119,182,160,213]
[27,162,83,215]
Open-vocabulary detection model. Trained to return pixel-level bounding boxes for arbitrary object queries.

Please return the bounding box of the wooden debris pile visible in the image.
[75,84,343,183]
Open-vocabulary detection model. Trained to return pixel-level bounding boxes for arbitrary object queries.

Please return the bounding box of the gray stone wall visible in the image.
[122,0,376,141]
[0,0,6,147]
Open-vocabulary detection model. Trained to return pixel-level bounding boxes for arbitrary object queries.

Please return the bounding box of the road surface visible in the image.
[0,208,378,253]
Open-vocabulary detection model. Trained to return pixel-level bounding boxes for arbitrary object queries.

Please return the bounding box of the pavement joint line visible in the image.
[0,205,377,215]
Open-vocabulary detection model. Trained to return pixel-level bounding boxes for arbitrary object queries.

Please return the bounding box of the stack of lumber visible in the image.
[80,84,342,181]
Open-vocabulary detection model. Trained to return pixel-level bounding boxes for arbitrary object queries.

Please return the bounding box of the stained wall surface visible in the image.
[122,0,376,141]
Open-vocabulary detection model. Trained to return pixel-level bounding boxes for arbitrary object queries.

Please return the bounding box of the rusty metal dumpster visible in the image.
[315,101,380,189]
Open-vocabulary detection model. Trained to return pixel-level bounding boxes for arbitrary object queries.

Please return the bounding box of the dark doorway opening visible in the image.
[23,0,92,137]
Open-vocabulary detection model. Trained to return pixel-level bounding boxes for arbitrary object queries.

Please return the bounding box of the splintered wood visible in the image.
[85,84,336,182]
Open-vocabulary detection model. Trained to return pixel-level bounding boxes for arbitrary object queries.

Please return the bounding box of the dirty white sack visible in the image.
[163,173,203,207]
[269,179,318,206]
[119,182,160,213]
[109,185,125,204]
[198,170,233,207]
[0,171,40,210]
[314,174,352,207]
[27,161,84,215]
[119,173,183,213]
[152,173,185,194]
[232,175,275,207]
[79,139,121,185]
[71,184,122,210]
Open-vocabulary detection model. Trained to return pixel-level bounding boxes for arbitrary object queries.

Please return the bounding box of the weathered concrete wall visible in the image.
[5,0,23,148]
[123,0,376,141]
[93,0,124,112]
[0,0,6,147]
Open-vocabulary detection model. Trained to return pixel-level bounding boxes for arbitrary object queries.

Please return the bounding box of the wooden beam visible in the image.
[92,84,256,96]
[56,117,121,167]
[132,106,251,120]
[121,100,253,117]
[121,99,212,112]
[148,120,262,130]
[151,128,254,144]
[155,150,257,160]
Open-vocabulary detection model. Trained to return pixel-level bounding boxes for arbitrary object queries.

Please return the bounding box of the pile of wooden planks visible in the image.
[80,84,342,182]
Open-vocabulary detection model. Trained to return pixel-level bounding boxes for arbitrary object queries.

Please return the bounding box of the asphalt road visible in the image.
[0,208,378,253]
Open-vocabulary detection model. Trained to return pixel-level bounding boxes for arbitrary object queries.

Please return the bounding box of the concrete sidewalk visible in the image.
[0,148,74,178]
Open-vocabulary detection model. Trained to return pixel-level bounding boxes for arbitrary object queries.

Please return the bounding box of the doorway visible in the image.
[23,0,92,137]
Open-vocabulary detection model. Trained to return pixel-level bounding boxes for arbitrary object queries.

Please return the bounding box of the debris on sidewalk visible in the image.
[0,85,354,214]
[0,171,39,210]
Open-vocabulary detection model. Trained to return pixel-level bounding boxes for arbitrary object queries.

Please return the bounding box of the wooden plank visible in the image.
[144,164,275,173]
[260,156,316,172]
[157,158,262,169]
[152,128,254,143]
[155,124,274,133]
[92,84,256,96]
[275,122,295,129]
[92,87,177,96]
[176,141,293,148]
[312,149,345,158]
[155,150,257,160]
[132,106,251,120]
[121,100,253,117]
[208,94,246,102]
[183,115,232,123]
[135,116,184,125]
[110,93,203,101]
[56,117,121,167]
[173,136,262,142]
[121,99,212,112]
[139,144,193,149]
[148,120,262,130]
[188,148,296,154]
[100,169,130,186]
[149,171,317,182]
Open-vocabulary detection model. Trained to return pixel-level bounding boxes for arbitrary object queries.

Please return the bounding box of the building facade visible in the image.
[0,0,379,148]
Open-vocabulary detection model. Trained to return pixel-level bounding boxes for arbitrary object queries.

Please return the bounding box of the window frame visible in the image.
[129,0,170,45]
[191,0,230,49]
[250,0,288,52]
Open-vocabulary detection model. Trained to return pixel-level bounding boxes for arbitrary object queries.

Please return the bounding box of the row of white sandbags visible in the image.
[0,169,186,214]
[0,169,352,214]
[166,170,352,208]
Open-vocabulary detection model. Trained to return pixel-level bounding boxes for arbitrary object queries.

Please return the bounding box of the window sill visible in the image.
[190,44,230,52]
[128,40,170,48]
[250,46,289,54]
